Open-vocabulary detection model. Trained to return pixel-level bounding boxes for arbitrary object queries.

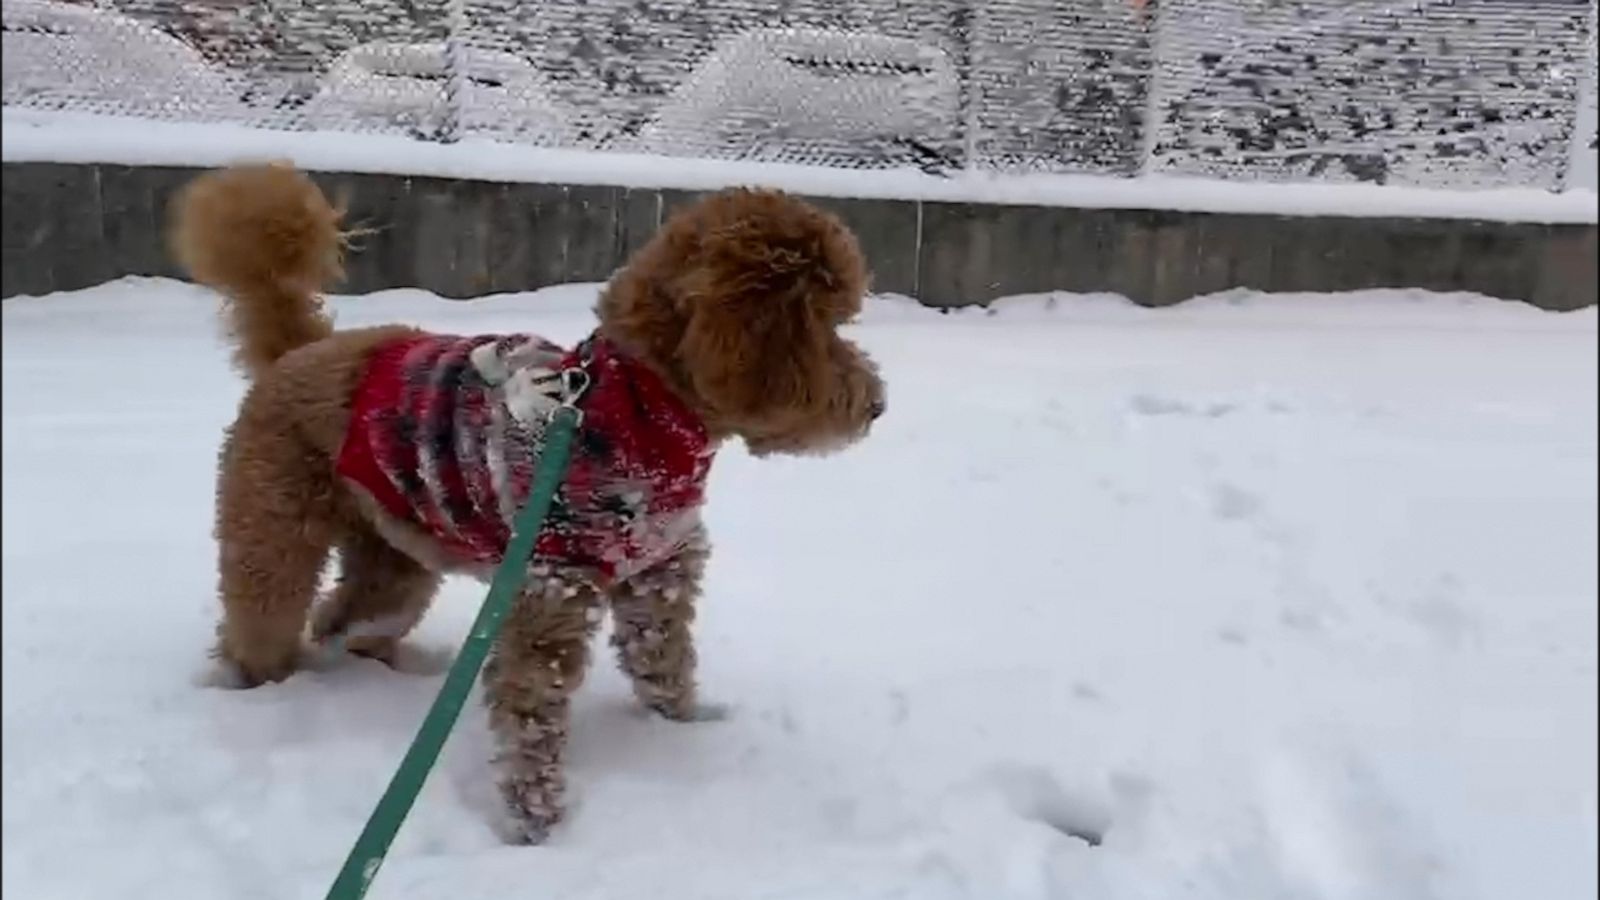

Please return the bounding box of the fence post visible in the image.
[439,0,468,143]
[1138,0,1166,177]
[1565,0,1598,192]
[950,0,976,172]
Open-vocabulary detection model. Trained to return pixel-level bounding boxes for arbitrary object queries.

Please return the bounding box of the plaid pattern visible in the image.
[335,333,715,580]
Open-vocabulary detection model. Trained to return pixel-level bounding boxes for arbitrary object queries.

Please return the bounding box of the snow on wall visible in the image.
[5,108,1595,224]
[1,0,1596,193]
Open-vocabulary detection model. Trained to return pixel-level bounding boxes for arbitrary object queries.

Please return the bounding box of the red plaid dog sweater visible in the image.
[335,333,715,581]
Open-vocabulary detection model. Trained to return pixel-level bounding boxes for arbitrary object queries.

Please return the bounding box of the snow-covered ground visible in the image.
[2,278,1595,900]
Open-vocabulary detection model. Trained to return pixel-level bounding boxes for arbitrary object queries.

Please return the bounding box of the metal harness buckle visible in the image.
[549,366,591,427]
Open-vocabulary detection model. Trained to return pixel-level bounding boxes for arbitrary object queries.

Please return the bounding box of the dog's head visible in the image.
[597,188,885,457]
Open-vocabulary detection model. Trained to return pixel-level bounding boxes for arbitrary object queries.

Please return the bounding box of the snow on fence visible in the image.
[2,0,1596,192]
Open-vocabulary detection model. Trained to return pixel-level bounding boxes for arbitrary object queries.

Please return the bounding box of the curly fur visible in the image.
[170,163,885,842]
[171,162,344,378]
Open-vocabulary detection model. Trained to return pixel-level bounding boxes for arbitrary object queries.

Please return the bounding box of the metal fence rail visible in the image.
[3,0,1595,190]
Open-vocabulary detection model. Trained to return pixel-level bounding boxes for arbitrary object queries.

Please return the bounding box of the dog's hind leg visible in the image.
[212,387,338,687]
[608,534,708,721]
[482,576,602,844]
[309,522,440,667]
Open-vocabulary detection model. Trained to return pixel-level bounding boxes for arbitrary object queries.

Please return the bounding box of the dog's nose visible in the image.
[868,399,886,421]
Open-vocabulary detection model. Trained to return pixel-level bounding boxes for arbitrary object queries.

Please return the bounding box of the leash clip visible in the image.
[549,366,591,427]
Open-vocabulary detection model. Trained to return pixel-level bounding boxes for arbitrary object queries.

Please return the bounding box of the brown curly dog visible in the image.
[171,163,886,843]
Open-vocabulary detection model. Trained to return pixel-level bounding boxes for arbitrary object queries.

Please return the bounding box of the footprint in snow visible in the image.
[1071,681,1104,701]
[1127,393,1192,417]
[1209,482,1263,521]
[1128,394,1240,419]
[984,763,1115,847]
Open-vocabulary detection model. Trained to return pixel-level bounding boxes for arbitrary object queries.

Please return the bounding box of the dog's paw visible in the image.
[302,636,351,672]
[312,632,452,677]
[491,764,569,846]
[492,792,565,846]
[193,651,297,689]
[192,657,252,690]
[493,812,556,846]
[646,698,733,723]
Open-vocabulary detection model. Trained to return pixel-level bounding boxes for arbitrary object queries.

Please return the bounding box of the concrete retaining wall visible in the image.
[3,162,1595,310]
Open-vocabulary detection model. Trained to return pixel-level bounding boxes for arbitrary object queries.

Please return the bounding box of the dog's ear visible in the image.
[675,262,834,423]
[660,188,868,430]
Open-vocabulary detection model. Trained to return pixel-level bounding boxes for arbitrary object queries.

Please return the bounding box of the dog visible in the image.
[171,163,885,842]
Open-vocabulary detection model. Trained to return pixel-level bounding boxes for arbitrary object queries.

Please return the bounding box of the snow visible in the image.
[300,42,574,145]
[623,27,958,161]
[4,108,1596,224]
[2,277,1596,900]
[1573,48,1598,193]
[0,0,246,121]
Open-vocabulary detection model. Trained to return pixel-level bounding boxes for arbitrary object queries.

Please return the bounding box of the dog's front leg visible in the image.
[609,534,718,722]
[482,576,602,844]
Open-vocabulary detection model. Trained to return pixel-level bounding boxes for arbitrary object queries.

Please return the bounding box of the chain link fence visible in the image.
[3,0,1596,189]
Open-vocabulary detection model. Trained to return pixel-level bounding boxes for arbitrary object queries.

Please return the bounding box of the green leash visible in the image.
[325,402,583,900]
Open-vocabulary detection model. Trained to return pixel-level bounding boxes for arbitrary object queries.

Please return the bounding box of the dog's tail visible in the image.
[170,163,342,379]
